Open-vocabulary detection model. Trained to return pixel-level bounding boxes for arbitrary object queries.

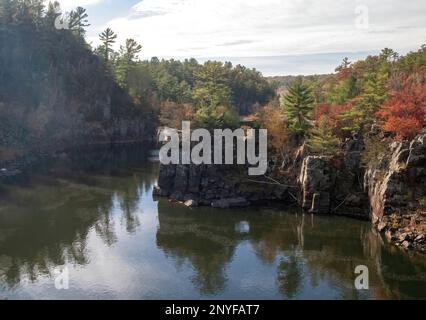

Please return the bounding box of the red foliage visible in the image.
[314,103,353,137]
[377,81,426,140]
[336,67,353,81]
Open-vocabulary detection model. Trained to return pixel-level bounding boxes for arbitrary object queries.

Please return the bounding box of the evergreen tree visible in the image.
[99,28,117,64]
[115,39,142,88]
[69,6,89,37]
[121,38,142,62]
[283,78,315,137]
[193,61,232,108]
[335,57,351,73]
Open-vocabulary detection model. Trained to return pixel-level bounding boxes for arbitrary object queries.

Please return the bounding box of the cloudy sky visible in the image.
[50,0,426,75]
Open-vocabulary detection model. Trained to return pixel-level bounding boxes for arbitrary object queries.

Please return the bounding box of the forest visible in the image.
[0,0,276,165]
[258,47,426,168]
[0,0,425,167]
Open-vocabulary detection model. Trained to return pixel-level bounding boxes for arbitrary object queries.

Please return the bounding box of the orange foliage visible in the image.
[336,67,353,81]
[159,101,195,129]
[256,106,289,155]
[377,81,426,140]
[314,103,353,137]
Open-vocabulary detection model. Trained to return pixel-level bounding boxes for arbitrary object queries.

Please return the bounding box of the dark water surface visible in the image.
[0,146,425,300]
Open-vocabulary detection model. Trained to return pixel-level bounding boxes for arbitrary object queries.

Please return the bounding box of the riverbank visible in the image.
[154,132,426,253]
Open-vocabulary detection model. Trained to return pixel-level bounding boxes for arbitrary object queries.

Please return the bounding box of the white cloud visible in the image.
[95,0,425,60]
[44,0,105,11]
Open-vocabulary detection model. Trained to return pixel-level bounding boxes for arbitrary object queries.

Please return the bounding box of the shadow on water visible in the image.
[0,144,425,299]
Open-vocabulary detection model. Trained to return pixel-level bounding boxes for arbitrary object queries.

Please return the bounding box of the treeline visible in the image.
[93,28,276,129]
[0,1,277,164]
[257,46,426,162]
[4,1,422,167]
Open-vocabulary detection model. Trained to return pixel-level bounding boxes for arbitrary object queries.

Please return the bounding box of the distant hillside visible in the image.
[267,74,332,96]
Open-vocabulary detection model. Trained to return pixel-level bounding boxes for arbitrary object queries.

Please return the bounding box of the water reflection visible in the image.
[0,145,425,299]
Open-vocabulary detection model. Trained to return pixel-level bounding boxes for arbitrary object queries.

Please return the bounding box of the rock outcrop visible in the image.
[365,134,426,252]
[299,156,333,214]
[154,133,425,252]
[154,163,294,207]
[297,137,369,218]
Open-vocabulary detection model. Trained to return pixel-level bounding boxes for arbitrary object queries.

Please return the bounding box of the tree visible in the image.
[283,78,315,137]
[121,38,142,62]
[307,117,341,155]
[377,80,426,140]
[159,101,194,129]
[256,106,289,163]
[314,103,353,138]
[69,6,89,37]
[335,57,351,73]
[194,105,239,130]
[99,28,117,64]
[193,61,232,108]
[115,39,142,88]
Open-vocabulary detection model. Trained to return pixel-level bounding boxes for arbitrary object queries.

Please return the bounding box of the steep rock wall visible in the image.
[364,134,426,251]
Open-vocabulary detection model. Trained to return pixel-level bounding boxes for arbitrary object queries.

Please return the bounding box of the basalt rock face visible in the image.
[364,134,426,252]
[154,133,425,251]
[298,158,369,217]
[299,156,333,214]
[154,163,293,207]
[297,136,369,218]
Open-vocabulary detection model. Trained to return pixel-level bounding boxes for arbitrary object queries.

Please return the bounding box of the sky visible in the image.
[49,0,426,76]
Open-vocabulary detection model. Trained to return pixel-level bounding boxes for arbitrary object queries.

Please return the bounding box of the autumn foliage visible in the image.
[256,106,289,156]
[314,103,353,137]
[377,80,426,140]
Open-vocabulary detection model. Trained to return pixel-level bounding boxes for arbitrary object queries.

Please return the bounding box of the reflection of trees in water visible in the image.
[0,145,157,288]
[277,253,303,299]
[156,201,244,295]
[95,200,118,247]
[156,204,426,299]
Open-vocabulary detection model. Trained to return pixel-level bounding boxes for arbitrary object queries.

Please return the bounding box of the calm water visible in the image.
[0,146,425,300]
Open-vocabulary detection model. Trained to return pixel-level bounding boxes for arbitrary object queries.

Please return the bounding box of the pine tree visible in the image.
[69,6,89,37]
[99,28,117,64]
[283,78,315,137]
[115,39,142,88]
[193,61,232,108]
[122,38,142,62]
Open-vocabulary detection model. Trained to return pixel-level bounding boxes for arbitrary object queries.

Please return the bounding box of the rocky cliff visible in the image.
[154,134,425,252]
[298,137,368,218]
[154,163,295,208]
[364,134,426,252]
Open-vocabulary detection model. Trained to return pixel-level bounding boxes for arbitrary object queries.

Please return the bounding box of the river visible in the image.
[0,145,425,299]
